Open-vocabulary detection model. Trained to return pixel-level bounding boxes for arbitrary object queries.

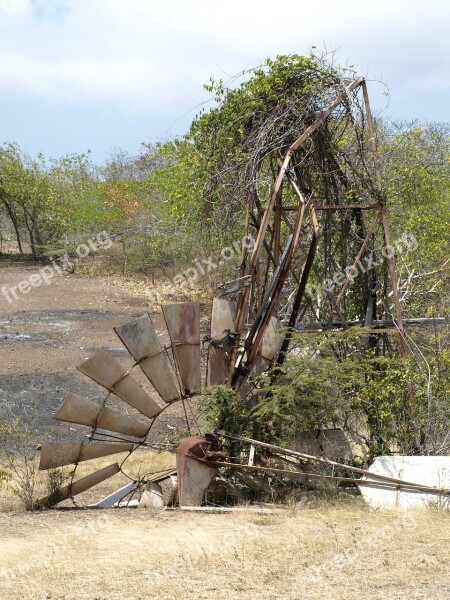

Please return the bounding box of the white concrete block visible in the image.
[359,455,450,508]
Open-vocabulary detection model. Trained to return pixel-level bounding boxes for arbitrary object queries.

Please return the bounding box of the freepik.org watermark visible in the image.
[1,230,112,305]
[149,234,255,301]
[306,232,418,302]
[305,511,417,583]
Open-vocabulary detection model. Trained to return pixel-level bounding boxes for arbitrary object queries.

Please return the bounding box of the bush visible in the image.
[0,416,40,510]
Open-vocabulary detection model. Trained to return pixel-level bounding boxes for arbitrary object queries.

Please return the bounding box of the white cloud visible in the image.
[0,0,30,17]
[0,0,448,156]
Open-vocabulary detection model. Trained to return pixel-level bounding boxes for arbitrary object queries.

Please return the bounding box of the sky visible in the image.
[0,0,449,162]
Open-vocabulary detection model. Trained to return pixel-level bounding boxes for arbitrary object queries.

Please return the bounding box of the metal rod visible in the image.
[294,318,446,331]
[281,203,378,211]
[361,81,407,358]
[215,430,440,491]
[207,460,450,496]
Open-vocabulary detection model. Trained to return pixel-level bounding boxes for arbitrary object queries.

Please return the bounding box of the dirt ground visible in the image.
[0,255,202,444]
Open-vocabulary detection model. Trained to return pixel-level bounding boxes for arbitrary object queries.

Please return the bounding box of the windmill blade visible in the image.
[207,298,236,386]
[115,314,180,403]
[259,317,283,361]
[239,318,284,396]
[39,442,135,470]
[35,463,121,508]
[163,303,201,394]
[251,317,284,377]
[77,348,162,419]
[54,393,149,438]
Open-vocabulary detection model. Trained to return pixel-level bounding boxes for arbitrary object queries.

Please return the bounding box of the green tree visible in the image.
[0,143,94,258]
[382,123,450,316]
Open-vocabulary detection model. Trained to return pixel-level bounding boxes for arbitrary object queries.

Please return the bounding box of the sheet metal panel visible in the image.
[259,317,283,361]
[207,298,236,386]
[54,392,149,438]
[115,314,180,403]
[39,442,134,470]
[162,303,201,394]
[77,348,162,418]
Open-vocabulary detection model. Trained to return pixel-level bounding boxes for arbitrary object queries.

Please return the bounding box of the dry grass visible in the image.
[0,449,176,510]
[0,498,449,600]
[1,452,450,599]
[2,454,450,599]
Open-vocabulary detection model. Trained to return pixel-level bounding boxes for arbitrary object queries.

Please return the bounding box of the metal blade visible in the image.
[35,463,121,508]
[54,393,149,438]
[163,303,201,394]
[89,482,135,509]
[77,348,162,418]
[39,442,134,470]
[207,298,236,386]
[115,314,180,403]
[259,317,283,362]
[239,318,283,391]
[210,298,236,339]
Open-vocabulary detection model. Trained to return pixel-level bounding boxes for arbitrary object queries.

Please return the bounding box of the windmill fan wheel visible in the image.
[36,299,279,508]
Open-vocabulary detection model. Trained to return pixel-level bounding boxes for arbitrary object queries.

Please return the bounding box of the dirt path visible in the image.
[0,256,192,442]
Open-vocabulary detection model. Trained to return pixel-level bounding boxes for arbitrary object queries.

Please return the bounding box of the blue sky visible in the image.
[0,0,449,162]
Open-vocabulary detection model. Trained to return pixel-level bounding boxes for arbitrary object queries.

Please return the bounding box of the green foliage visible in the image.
[45,468,71,507]
[192,54,338,162]
[359,349,449,457]
[253,331,450,459]
[147,139,242,255]
[0,143,94,258]
[382,123,450,316]
[188,54,354,220]
[201,385,276,456]
[147,140,201,224]
[202,385,252,434]
[202,329,449,461]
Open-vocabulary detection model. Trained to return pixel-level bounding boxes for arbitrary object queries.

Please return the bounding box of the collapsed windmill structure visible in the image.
[37,73,449,509]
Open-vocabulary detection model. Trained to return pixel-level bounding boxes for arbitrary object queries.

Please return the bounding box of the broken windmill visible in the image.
[37,68,447,508]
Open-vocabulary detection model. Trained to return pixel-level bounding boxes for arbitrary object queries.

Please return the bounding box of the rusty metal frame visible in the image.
[229,77,408,391]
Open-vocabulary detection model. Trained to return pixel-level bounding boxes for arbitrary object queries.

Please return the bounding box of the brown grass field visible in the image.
[1,450,449,600]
